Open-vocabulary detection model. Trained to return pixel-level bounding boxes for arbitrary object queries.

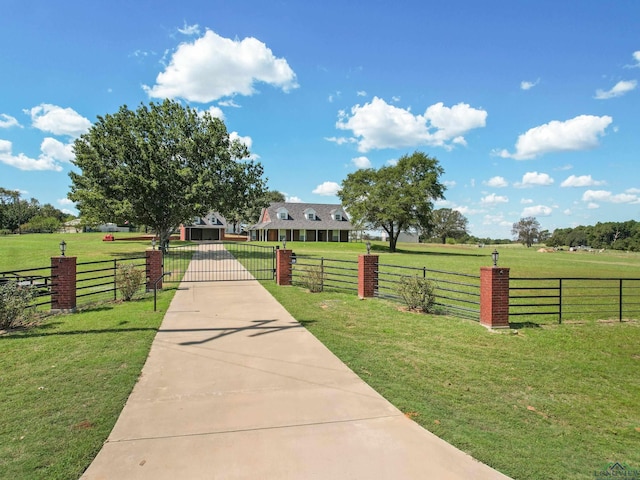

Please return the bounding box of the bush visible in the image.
[301,265,324,293]
[397,275,436,313]
[116,264,145,301]
[0,281,35,329]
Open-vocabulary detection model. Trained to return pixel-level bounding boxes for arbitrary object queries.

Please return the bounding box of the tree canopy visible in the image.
[0,188,69,233]
[427,208,469,244]
[69,99,266,246]
[338,151,445,252]
[512,217,541,247]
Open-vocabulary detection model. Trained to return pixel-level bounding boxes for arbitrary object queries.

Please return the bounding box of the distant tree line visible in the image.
[0,188,72,234]
[547,220,640,251]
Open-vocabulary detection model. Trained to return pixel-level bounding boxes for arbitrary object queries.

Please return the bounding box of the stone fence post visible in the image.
[358,254,378,299]
[480,266,510,329]
[51,256,76,312]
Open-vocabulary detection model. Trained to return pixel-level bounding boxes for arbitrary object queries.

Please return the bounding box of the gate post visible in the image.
[358,254,378,299]
[146,249,163,291]
[51,255,76,312]
[480,266,510,328]
[276,249,292,286]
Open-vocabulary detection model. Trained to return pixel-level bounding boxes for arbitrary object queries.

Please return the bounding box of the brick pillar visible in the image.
[179,225,186,241]
[146,249,163,291]
[480,266,510,329]
[358,254,378,299]
[51,256,76,312]
[276,249,292,286]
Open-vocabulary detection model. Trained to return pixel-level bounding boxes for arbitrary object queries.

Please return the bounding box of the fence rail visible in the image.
[0,265,53,308]
[509,277,640,324]
[291,255,359,293]
[377,263,481,320]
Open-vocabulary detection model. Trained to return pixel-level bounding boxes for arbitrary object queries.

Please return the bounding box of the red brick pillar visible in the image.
[276,249,292,286]
[51,256,76,312]
[146,249,163,291]
[480,266,510,328]
[358,254,378,299]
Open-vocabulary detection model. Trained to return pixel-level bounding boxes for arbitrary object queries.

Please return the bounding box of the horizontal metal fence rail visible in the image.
[377,263,481,320]
[75,256,147,306]
[0,265,53,309]
[163,242,276,282]
[291,255,359,293]
[509,277,640,324]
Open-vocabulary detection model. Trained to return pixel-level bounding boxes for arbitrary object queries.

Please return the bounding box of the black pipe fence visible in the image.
[509,277,640,324]
[291,255,359,293]
[0,255,148,312]
[377,263,481,320]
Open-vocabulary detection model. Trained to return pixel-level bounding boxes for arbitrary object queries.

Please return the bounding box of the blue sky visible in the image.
[1,0,639,238]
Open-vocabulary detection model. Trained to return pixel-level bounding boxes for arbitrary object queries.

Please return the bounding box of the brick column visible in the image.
[480,266,510,329]
[358,254,378,299]
[146,249,163,291]
[276,249,292,286]
[51,256,76,312]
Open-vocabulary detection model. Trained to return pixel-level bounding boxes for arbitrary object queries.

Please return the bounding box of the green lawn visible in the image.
[1,234,639,479]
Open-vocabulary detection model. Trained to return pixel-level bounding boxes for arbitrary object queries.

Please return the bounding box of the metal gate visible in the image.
[162,242,276,282]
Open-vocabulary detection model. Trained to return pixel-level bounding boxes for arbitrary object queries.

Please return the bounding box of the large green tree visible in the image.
[512,217,541,247]
[428,208,469,244]
[69,100,266,247]
[338,151,445,252]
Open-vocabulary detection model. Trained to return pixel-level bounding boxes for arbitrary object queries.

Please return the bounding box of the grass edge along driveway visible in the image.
[262,282,640,480]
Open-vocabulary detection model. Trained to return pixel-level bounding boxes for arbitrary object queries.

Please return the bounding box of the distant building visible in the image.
[180,212,228,241]
[250,202,353,242]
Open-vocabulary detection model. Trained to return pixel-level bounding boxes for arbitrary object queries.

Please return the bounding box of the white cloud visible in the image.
[178,22,200,36]
[40,137,75,163]
[624,51,640,68]
[324,136,356,145]
[286,196,302,203]
[357,90,367,97]
[229,131,252,149]
[218,99,240,108]
[199,105,225,120]
[386,158,398,166]
[518,171,554,187]
[582,189,640,204]
[0,114,20,128]
[497,115,612,160]
[443,180,457,188]
[485,176,508,188]
[144,29,298,102]
[626,188,640,195]
[351,156,371,168]
[482,213,511,227]
[335,97,487,152]
[587,202,600,209]
[58,198,74,206]
[520,198,534,204]
[312,181,341,196]
[0,139,63,171]
[328,91,341,103]
[454,205,482,215]
[560,174,605,187]
[594,80,637,100]
[520,78,540,90]
[563,208,572,215]
[480,193,509,205]
[25,104,91,137]
[522,205,552,217]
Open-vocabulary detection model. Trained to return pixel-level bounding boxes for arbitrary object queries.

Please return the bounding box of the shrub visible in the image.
[302,265,324,293]
[397,275,436,313]
[116,264,145,301]
[0,281,35,330]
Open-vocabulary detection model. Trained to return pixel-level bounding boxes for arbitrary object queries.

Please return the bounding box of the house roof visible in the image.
[251,202,353,230]
[185,212,227,228]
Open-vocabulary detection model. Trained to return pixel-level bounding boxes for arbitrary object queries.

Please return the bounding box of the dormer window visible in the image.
[304,208,317,221]
[277,207,289,220]
[333,211,343,221]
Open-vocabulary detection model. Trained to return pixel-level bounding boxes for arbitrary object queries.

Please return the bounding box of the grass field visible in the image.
[1,233,639,479]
